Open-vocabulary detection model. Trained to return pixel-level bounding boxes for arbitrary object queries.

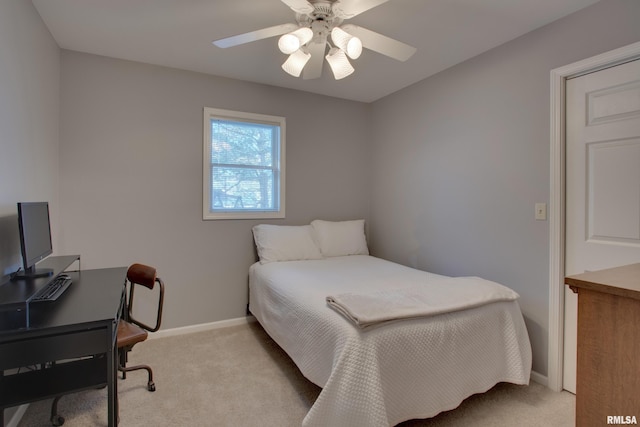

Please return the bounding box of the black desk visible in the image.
[0,259,126,426]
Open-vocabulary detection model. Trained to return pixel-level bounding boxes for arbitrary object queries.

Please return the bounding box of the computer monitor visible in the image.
[15,202,54,279]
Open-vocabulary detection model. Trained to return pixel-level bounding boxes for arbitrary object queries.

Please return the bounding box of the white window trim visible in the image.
[203,107,286,220]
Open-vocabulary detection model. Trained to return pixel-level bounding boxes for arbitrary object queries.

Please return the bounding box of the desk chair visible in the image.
[117,263,165,390]
[49,263,165,426]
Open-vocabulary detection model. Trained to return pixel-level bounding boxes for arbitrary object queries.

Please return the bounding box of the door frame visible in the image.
[547,40,640,392]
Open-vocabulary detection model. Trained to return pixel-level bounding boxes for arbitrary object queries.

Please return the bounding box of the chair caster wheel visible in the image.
[51,414,65,426]
[148,381,156,392]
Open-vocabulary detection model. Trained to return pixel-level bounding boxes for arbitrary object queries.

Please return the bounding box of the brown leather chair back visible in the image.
[127,263,157,290]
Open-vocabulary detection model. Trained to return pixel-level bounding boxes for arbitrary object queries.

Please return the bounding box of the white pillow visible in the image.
[310,219,369,257]
[252,224,323,264]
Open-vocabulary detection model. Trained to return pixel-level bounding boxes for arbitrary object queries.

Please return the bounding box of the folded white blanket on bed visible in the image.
[326,276,519,328]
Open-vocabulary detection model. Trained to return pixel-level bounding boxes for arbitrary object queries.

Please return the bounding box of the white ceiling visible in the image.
[32,0,600,103]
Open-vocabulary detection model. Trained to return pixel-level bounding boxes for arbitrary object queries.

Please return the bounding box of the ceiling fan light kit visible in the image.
[325,47,355,79]
[331,26,362,59]
[278,27,314,54]
[282,48,312,77]
[213,0,416,81]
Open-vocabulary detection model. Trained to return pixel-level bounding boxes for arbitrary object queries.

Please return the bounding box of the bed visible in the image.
[249,220,532,427]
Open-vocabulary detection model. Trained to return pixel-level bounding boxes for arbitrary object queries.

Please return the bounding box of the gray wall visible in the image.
[0,2,59,275]
[368,0,640,376]
[0,0,60,421]
[57,51,371,329]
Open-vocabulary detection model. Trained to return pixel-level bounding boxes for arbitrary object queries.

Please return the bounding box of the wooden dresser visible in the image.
[565,263,640,426]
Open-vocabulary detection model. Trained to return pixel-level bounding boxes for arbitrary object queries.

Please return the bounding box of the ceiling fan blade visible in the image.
[332,0,390,19]
[213,23,298,48]
[341,24,416,61]
[302,39,327,80]
[281,0,315,14]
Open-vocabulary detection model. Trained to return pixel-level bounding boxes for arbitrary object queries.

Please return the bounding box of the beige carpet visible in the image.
[17,321,574,426]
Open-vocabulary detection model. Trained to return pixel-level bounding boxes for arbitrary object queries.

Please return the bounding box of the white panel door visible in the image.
[563,58,640,393]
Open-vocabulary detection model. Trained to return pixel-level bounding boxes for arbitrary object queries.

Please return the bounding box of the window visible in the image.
[203,107,285,220]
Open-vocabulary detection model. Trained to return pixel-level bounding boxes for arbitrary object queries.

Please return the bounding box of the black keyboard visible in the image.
[30,275,73,302]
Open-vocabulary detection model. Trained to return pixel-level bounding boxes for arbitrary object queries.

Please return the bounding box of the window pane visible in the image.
[203,107,285,220]
[210,119,276,167]
[211,166,277,211]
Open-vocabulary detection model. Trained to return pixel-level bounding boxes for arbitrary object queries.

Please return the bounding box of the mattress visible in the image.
[249,255,532,427]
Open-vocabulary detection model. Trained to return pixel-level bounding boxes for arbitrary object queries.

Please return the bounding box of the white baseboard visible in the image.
[149,315,256,340]
[7,317,256,427]
[530,370,548,387]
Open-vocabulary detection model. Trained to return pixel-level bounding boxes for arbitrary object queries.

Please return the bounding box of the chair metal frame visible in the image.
[118,263,165,390]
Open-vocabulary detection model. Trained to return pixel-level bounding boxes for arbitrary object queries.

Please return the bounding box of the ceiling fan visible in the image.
[212,0,416,80]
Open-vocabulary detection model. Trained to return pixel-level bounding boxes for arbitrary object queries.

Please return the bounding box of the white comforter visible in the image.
[249,256,532,427]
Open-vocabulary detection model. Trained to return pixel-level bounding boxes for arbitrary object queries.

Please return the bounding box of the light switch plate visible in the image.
[535,203,547,221]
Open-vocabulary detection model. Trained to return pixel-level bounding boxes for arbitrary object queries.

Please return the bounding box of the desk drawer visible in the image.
[0,327,109,370]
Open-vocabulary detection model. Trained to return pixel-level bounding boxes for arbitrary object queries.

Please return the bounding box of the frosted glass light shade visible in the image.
[325,47,354,80]
[331,27,362,59]
[282,49,311,77]
[278,27,313,54]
